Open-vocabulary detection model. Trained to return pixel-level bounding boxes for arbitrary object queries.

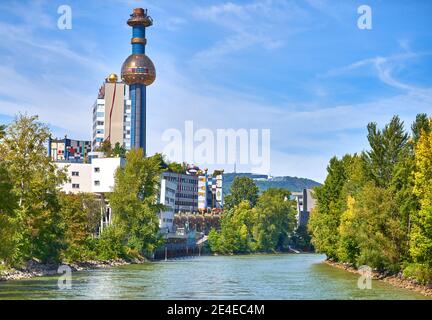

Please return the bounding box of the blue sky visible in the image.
[0,0,431,182]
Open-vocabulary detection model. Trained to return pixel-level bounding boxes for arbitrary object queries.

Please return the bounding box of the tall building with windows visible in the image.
[162,171,198,213]
[92,74,132,151]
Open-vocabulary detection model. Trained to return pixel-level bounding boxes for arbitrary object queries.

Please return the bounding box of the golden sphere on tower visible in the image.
[121,54,156,86]
[106,73,118,83]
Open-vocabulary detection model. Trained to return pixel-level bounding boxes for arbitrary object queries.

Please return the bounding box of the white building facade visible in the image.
[57,157,124,194]
[158,178,177,234]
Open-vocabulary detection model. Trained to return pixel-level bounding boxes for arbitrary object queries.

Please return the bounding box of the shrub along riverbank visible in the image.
[309,114,432,287]
[325,260,432,297]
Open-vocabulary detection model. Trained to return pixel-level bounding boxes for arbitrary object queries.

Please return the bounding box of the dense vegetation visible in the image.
[209,176,298,254]
[0,115,163,268]
[309,114,432,284]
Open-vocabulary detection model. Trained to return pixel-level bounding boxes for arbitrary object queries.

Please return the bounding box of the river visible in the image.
[0,254,429,300]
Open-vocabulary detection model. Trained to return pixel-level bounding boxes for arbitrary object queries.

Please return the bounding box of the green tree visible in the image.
[308,156,349,259]
[59,193,101,262]
[253,188,296,251]
[411,113,430,144]
[208,201,255,254]
[96,225,127,260]
[0,114,66,264]
[166,161,187,173]
[410,119,432,270]
[0,159,18,264]
[337,195,360,263]
[98,140,112,157]
[224,176,259,210]
[350,183,405,271]
[108,149,164,257]
[208,228,222,253]
[364,115,409,188]
[0,124,6,139]
[290,225,313,252]
[112,142,126,158]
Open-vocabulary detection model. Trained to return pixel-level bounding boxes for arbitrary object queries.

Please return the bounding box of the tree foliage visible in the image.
[224,176,259,210]
[0,115,166,267]
[0,114,67,264]
[59,193,101,262]
[309,114,432,283]
[308,156,350,259]
[410,118,432,268]
[108,149,164,257]
[209,188,297,254]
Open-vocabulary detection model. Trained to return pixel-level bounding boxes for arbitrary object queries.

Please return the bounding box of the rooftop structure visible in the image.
[121,8,156,153]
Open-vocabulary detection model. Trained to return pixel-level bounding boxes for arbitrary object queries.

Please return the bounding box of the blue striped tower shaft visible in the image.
[130,24,147,153]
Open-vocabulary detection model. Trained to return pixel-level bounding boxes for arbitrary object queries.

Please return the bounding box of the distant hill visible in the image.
[222,173,321,195]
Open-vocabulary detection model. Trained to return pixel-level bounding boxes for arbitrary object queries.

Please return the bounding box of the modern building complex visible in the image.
[49,8,225,239]
[48,136,91,162]
[162,171,199,213]
[92,75,131,151]
[292,189,316,227]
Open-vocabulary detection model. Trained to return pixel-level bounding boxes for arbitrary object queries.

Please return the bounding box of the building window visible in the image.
[72,184,80,189]
[72,171,79,177]
[94,167,100,173]
[94,180,101,186]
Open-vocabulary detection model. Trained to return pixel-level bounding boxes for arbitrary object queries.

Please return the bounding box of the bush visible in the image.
[403,263,432,285]
[96,226,127,260]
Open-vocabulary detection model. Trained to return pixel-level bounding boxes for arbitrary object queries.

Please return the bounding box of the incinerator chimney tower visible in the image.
[121,8,156,153]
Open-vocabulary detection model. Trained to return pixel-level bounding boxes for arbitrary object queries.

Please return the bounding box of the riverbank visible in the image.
[325,260,432,297]
[0,257,147,282]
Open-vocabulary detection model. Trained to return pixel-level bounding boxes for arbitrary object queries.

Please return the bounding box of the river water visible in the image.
[0,254,429,300]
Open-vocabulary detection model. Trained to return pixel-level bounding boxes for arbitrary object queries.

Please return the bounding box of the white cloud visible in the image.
[192,0,309,63]
[320,50,432,96]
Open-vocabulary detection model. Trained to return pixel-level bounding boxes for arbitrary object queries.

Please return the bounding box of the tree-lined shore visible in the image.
[0,114,165,275]
[309,114,432,286]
